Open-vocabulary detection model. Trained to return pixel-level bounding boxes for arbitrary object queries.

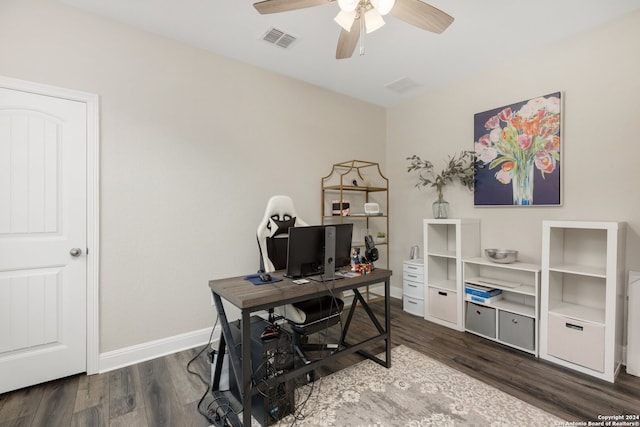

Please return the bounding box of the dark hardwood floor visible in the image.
[1,298,639,426]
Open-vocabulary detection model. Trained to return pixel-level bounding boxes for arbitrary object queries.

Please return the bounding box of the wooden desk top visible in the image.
[209,269,392,312]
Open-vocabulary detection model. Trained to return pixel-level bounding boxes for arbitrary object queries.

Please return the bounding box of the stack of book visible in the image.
[465,283,503,304]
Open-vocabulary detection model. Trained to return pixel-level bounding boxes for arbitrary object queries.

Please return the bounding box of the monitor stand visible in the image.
[309,226,342,283]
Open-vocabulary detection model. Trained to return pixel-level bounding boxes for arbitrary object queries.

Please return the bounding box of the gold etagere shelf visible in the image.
[321,160,389,303]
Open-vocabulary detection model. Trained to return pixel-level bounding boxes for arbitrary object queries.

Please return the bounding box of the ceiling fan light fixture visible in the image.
[337,0,359,12]
[364,8,385,33]
[334,9,357,31]
[371,0,396,15]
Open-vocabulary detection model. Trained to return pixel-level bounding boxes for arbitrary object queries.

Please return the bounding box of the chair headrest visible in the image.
[257,195,309,272]
[257,195,307,236]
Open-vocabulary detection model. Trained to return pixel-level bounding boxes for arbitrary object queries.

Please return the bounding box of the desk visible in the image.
[208,268,392,427]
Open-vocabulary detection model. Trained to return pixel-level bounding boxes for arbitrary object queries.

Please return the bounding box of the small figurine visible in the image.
[351,248,361,270]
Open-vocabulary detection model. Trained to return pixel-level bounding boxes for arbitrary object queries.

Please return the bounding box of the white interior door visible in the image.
[0,86,88,393]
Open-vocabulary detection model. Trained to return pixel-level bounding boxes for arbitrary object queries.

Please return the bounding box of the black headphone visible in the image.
[364,235,379,262]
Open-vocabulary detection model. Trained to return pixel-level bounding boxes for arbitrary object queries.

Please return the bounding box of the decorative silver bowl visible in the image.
[485,249,518,264]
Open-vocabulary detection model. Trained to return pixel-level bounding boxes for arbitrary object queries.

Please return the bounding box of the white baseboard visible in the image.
[360,283,403,300]
[98,326,220,373]
[98,290,402,374]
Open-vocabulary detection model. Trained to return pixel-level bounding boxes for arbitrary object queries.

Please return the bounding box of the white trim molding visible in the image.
[99,291,401,373]
[390,285,403,300]
[99,327,218,373]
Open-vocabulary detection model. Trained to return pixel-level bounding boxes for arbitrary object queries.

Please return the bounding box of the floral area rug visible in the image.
[266,345,563,426]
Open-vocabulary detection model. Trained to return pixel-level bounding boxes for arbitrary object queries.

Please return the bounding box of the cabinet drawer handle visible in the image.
[407,274,418,278]
[565,323,584,331]
[511,318,518,324]
[438,291,447,296]
[408,284,418,288]
[476,310,481,315]
[408,300,417,305]
[408,266,418,270]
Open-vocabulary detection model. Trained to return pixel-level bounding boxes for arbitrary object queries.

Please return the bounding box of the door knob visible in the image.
[69,248,82,257]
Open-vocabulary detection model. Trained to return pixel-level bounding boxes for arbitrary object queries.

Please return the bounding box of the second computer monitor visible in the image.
[285,223,353,279]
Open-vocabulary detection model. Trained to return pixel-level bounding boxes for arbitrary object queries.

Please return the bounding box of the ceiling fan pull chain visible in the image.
[359,9,366,55]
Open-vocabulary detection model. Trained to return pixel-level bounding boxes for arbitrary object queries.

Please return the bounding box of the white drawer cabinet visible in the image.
[403,295,424,317]
[403,275,423,299]
[403,260,424,316]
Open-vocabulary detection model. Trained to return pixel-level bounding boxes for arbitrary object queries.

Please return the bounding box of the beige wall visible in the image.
[2,0,639,356]
[0,0,386,352]
[387,10,640,288]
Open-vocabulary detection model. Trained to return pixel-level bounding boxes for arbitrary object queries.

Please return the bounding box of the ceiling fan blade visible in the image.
[335,22,361,59]
[389,0,454,34]
[253,0,333,14]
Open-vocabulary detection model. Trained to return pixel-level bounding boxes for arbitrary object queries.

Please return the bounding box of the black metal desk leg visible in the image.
[241,310,252,427]
[385,277,391,367]
[211,334,226,391]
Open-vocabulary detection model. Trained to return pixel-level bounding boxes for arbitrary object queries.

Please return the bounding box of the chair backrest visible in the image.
[257,195,308,273]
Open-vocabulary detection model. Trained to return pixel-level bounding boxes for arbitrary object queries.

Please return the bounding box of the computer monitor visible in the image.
[285,224,353,279]
[329,223,354,277]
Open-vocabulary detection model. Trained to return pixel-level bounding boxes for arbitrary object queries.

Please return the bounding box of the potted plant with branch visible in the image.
[406,150,477,218]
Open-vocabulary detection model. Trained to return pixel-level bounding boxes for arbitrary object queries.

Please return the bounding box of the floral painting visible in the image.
[474,92,562,206]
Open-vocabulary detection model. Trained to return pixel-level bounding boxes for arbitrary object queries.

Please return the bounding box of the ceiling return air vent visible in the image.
[262,28,297,49]
[384,77,422,94]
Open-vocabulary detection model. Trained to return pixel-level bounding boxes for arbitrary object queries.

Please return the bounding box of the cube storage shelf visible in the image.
[463,257,541,356]
[540,220,626,383]
[423,219,480,331]
[421,218,627,373]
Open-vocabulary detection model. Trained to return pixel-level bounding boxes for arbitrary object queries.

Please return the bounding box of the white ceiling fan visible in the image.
[253,0,454,59]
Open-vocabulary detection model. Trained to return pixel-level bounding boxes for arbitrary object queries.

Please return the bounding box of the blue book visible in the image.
[465,284,502,298]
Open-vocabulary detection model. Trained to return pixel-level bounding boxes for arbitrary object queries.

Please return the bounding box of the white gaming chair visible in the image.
[257,195,345,368]
[256,195,308,324]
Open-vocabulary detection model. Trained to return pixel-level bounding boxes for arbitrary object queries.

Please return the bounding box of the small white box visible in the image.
[364,203,379,214]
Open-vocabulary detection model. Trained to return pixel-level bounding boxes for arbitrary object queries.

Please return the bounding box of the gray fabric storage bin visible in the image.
[498,311,535,351]
[465,302,496,338]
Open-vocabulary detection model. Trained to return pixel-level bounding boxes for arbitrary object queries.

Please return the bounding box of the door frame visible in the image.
[0,75,100,375]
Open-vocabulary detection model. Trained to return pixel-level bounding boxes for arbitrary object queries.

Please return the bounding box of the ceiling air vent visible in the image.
[384,77,422,94]
[262,28,297,49]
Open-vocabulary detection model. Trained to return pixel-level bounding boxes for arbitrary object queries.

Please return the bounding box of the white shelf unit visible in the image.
[424,219,480,331]
[540,220,626,383]
[463,257,541,356]
[402,259,424,316]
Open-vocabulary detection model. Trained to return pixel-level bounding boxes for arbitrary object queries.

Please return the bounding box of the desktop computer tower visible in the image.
[228,316,295,426]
